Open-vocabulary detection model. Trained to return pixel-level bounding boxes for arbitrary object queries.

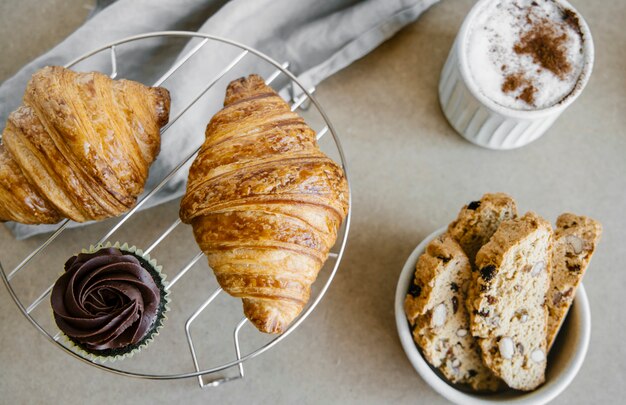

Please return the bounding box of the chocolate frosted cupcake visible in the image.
[51,242,169,361]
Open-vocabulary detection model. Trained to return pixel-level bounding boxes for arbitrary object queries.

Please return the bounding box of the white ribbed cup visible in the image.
[439,0,594,150]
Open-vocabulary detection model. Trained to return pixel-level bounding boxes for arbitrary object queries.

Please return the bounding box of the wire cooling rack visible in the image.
[0,31,351,388]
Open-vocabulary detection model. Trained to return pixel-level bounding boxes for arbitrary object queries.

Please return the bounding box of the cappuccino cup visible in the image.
[439,0,594,150]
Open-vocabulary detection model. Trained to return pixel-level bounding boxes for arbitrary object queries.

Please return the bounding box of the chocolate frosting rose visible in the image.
[51,248,162,352]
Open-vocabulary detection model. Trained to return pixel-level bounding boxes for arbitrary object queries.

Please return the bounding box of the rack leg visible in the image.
[109,46,118,79]
[184,288,247,388]
[196,317,247,388]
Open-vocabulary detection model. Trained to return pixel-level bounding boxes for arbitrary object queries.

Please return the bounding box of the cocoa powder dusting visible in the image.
[513,21,571,79]
[562,8,582,35]
[518,85,537,104]
[502,73,537,105]
[502,73,523,93]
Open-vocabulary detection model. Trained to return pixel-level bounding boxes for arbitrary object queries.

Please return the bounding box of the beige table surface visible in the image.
[1,0,625,404]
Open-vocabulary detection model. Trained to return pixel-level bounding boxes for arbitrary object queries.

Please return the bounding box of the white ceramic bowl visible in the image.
[395,227,591,404]
[438,0,594,150]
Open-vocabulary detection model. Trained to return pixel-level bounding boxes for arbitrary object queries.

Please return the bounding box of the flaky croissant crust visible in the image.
[180,74,349,334]
[0,66,170,224]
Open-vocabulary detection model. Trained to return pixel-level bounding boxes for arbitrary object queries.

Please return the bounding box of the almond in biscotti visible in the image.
[547,213,601,350]
[405,233,502,392]
[470,212,553,391]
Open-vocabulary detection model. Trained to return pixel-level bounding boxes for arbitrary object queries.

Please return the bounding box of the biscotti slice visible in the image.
[450,193,519,340]
[471,212,553,391]
[405,234,501,392]
[448,193,518,265]
[405,234,463,320]
[547,213,602,350]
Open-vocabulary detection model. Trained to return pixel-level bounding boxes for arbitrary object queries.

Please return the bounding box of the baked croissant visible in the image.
[180,74,349,334]
[0,66,170,224]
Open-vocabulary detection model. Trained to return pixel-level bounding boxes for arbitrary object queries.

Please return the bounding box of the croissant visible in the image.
[0,66,170,224]
[180,74,349,334]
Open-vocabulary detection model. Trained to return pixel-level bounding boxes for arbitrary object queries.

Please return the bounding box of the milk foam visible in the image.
[466,0,585,110]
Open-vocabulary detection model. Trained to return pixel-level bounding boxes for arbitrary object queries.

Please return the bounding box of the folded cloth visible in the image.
[0,0,437,239]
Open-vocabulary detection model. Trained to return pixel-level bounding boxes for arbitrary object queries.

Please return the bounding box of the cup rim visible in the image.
[394,227,591,405]
[456,0,595,119]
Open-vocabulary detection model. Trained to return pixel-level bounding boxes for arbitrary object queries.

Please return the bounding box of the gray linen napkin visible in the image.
[1,0,437,239]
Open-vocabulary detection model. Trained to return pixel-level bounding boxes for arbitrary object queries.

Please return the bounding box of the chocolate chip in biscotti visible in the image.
[437,255,452,264]
[480,265,496,282]
[452,296,459,314]
[408,282,422,298]
[477,309,490,317]
[450,282,459,292]
[566,261,581,273]
[467,201,481,210]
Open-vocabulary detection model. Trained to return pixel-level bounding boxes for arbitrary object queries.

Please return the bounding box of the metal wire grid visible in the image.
[0,31,351,387]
